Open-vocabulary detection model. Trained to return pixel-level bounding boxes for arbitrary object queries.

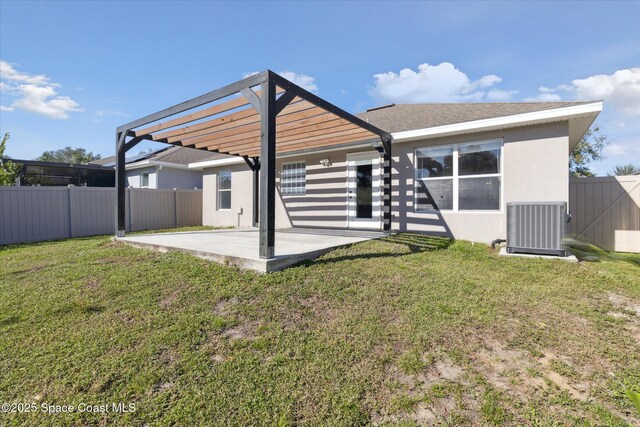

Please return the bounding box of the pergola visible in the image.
[115,70,392,258]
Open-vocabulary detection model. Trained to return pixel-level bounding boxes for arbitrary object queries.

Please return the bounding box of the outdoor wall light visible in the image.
[319,158,331,167]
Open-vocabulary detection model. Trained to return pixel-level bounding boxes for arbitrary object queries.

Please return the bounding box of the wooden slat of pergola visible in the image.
[151,98,311,142]
[190,115,356,151]
[173,102,324,147]
[204,122,367,155]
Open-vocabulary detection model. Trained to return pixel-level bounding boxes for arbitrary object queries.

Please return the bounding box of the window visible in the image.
[458,142,501,210]
[415,140,502,212]
[415,147,454,211]
[141,172,149,187]
[281,162,306,195]
[217,170,231,210]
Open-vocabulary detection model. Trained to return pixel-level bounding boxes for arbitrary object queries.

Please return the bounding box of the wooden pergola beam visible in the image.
[172,110,341,145]
[189,116,355,152]
[156,98,312,142]
[190,106,329,149]
[210,122,365,155]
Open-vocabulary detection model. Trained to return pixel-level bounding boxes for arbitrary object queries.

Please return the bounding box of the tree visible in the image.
[0,132,22,186]
[570,124,610,177]
[37,146,101,164]
[609,163,640,176]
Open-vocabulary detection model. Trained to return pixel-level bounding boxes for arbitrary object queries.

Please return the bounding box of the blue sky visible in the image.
[1,0,638,175]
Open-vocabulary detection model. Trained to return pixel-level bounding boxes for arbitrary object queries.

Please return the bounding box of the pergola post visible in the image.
[252,157,260,227]
[115,131,127,237]
[382,137,393,234]
[259,73,277,258]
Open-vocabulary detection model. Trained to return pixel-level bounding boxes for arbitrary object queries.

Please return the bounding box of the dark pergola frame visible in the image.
[115,70,392,259]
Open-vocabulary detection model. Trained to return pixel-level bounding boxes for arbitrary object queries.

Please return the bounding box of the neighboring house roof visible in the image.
[93,146,228,169]
[356,102,594,133]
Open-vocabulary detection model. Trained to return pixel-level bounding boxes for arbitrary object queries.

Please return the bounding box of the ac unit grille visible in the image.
[507,202,568,257]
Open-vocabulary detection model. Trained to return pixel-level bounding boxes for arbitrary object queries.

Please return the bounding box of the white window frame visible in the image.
[280,162,306,196]
[414,139,503,213]
[217,170,231,211]
[140,171,150,188]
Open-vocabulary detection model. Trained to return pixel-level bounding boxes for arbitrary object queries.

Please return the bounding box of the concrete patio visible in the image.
[117,228,385,272]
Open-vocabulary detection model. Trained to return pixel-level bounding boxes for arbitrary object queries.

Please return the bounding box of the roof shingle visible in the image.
[356,102,594,133]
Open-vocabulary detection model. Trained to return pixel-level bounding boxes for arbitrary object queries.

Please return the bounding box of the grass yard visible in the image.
[1,232,639,426]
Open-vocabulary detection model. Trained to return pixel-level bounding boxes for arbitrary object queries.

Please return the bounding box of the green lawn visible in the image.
[0,233,639,426]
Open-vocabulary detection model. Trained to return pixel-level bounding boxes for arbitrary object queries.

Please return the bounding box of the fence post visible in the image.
[127,187,132,232]
[174,188,178,228]
[68,185,76,238]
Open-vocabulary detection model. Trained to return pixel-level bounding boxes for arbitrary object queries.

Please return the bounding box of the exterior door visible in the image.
[347,153,382,229]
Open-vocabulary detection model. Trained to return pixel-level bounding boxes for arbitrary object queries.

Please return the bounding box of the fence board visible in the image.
[0,186,202,245]
[569,176,640,253]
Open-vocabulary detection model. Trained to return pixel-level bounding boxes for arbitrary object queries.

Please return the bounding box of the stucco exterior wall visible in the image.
[156,167,203,189]
[391,121,569,242]
[201,121,570,244]
[203,164,254,228]
[126,167,157,188]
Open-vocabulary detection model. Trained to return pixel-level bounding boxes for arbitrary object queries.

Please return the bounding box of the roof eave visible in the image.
[391,101,603,143]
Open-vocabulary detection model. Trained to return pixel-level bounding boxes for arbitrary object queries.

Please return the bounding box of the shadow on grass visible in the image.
[300,233,453,267]
[565,237,640,267]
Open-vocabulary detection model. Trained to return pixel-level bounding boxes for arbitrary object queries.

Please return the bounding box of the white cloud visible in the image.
[370,62,516,103]
[0,60,82,119]
[279,71,318,93]
[527,68,640,115]
[487,89,518,101]
[524,93,563,102]
[572,68,640,116]
[603,142,640,157]
[242,70,318,93]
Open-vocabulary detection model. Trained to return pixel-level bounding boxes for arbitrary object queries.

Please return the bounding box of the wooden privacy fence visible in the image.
[569,175,640,253]
[0,186,203,245]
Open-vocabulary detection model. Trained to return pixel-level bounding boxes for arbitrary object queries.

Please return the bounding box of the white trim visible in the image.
[126,159,193,171]
[189,157,246,169]
[188,143,375,169]
[393,102,603,143]
[346,152,382,230]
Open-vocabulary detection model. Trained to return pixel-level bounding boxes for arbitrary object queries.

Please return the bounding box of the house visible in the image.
[11,159,115,187]
[93,146,223,189]
[188,101,602,244]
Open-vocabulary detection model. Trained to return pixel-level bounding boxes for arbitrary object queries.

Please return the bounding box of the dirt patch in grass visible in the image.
[86,277,101,290]
[473,338,591,402]
[213,297,238,315]
[372,355,472,425]
[223,321,260,340]
[609,293,640,317]
[159,284,190,309]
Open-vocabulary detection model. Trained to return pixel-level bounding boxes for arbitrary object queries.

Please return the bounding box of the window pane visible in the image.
[459,176,500,210]
[218,191,231,210]
[141,173,149,187]
[281,162,306,195]
[416,179,453,211]
[459,143,500,175]
[416,147,453,178]
[356,164,373,218]
[218,171,231,190]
